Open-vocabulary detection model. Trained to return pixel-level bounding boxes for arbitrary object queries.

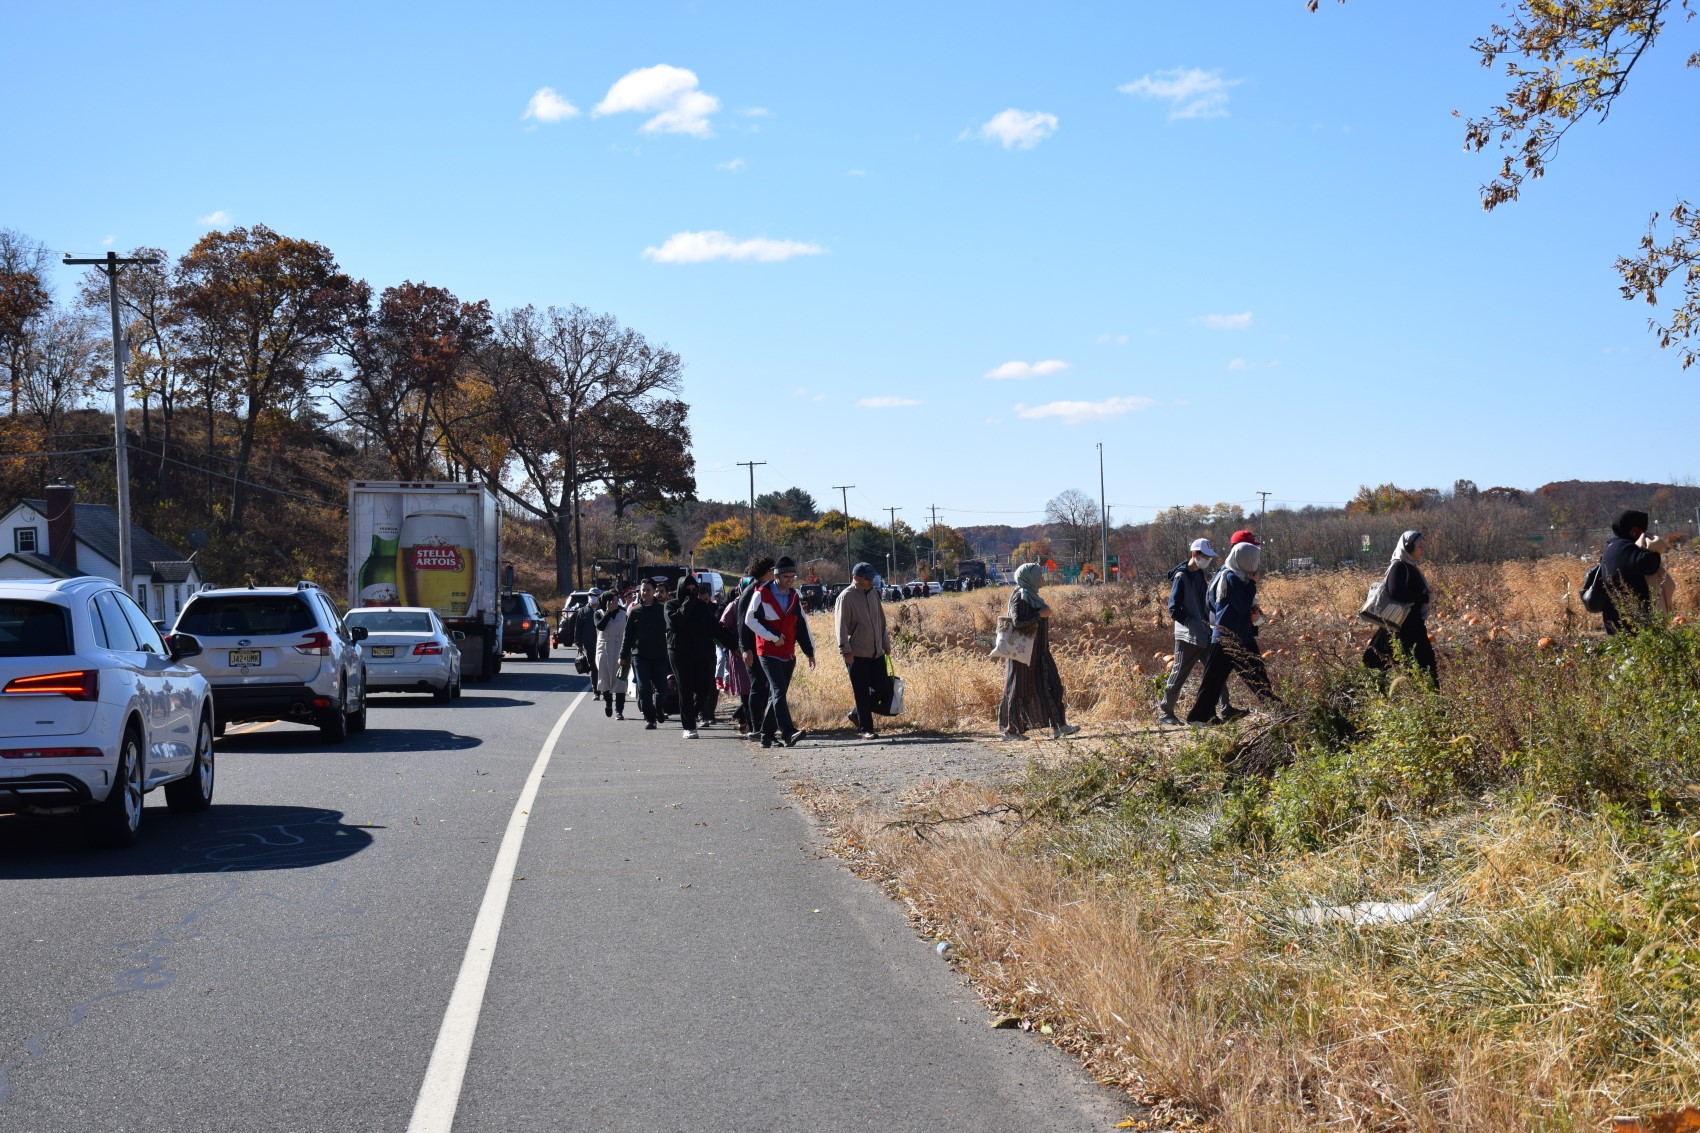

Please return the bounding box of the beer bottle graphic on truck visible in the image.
[357,498,402,606]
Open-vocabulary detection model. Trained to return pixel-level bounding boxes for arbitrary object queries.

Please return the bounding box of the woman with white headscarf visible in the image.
[997,563,1079,740]
[1362,530,1438,685]
[1186,539,1282,724]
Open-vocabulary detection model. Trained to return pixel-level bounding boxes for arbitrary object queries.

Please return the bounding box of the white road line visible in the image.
[407,691,587,1133]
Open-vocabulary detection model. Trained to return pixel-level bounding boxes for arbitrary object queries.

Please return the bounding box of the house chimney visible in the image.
[44,481,77,571]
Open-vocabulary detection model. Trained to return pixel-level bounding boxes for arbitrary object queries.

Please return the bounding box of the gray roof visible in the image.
[149,560,196,583]
[20,500,187,571]
[0,551,79,579]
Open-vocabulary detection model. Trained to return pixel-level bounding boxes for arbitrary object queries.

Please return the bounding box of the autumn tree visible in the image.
[577,397,696,517]
[1315,0,1700,366]
[17,308,105,443]
[0,228,53,414]
[76,248,186,458]
[1045,488,1102,564]
[754,486,818,521]
[172,226,361,529]
[340,281,493,480]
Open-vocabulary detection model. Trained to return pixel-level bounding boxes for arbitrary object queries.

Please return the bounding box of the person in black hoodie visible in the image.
[1362,529,1438,686]
[1599,509,1664,635]
[1158,537,1231,726]
[621,578,671,729]
[666,576,732,739]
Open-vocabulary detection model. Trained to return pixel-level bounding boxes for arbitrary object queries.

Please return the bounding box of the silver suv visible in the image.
[172,582,368,742]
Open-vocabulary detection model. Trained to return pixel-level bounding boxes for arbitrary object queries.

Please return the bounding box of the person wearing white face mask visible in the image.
[1157,537,1233,727]
[1362,530,1438,686]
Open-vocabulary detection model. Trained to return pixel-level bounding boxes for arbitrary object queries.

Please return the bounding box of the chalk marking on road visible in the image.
[407,691,587,1133]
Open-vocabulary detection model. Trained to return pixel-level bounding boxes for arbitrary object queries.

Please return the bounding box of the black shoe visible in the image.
[784,730,807,747]
[846,709,859,729]
[645,721,657,730]
[1219,706,1250,722]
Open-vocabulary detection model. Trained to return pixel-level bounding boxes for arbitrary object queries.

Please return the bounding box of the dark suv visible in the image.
[501,592,551,659]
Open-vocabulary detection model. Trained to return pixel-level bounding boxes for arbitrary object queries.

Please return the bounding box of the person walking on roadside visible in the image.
[1362,530,1439,686]
[997,562,1078,741]
[1158,538,1231,726]
[665,576,730,739]
[1186,539,1281,725]
[621,578,671,729]
[835,562,892,739]
[744,555,816,748]
[735,557,776,739]
[592,591,629,718]
[1599,509,1666,635]
[574,586,599,670]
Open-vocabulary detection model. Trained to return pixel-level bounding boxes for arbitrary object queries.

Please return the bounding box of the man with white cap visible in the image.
[1157,537,1232,726]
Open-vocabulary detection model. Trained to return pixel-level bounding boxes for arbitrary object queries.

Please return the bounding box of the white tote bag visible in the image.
[990,616,1036,665]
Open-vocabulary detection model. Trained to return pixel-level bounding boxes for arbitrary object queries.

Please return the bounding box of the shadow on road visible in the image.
[0,804,378,878]
[484,671,592,695]
[217,726,483,753]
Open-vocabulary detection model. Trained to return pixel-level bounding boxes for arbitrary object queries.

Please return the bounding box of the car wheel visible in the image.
[537,638,550,660]
[433,679,452,704]
[213,717,226,739]
[451,677,462,700]
[165,714,216,813]
[347,676,368,734]
[320,688,349,743]
[87,727,144,847]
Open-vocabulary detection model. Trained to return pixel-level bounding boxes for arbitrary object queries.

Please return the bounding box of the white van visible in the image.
[692,571,725,601]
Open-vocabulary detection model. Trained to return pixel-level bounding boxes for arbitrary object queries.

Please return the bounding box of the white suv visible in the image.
[0,577,216,847]
[172,582,368,742]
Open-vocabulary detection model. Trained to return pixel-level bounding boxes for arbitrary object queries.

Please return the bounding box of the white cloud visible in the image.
[1013,396,1154,425]
[642,230,826,264]
[984,359,1069,380]
[522,87,580,123]
[717,158,745,171]
[741,107,771,118]
[197,210,230,226]
[846,168,869,177]
[1095,333,1128,346]
[1119,68,1242,120]
[857,396,921,409]
[1199,311,1253,330]
[101,234,114,246]
[594,64,720,136]
[1227,358,1252,372]
[972,108,1058,150]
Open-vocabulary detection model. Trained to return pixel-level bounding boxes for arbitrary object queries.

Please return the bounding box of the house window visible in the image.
[136,584,147,615]
[14,527,37,553]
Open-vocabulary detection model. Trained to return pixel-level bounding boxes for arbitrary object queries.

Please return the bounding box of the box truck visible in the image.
[348,481,504,681]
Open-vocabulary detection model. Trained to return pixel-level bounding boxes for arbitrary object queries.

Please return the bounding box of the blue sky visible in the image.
[4,2,1696,529]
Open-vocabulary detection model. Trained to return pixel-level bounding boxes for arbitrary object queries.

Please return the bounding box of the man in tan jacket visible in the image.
[834,562,892,739]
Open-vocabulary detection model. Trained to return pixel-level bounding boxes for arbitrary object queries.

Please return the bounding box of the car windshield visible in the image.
[346,610,433,634]
[176,596,316,637]
[0,600,72,657]
[501,595,525,615]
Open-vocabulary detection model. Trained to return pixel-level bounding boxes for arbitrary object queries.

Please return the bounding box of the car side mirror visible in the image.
[350,626,369,641]
[167,633,202,660]
[451,630,466,642]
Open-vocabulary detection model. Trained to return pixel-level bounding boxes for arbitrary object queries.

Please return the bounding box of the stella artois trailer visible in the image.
[347,481,504,681]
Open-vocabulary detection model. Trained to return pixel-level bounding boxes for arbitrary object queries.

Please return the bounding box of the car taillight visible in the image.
[1,746,104,759]
[520,619,531,630]
[294,631,332,656]
[3,670,99,701]
[413,642,444,655]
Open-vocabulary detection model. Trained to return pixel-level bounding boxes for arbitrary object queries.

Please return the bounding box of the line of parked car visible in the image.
[0,576,481,849]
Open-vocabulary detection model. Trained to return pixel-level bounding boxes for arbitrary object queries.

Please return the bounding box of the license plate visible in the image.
[229,649,261,667]
[371,646,395,658]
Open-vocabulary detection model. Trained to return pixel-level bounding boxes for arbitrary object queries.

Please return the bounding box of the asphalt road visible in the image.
[0,659,1127,1132]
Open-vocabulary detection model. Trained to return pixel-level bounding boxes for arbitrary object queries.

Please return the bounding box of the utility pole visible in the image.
[64,250,160,591]
[885,506,901,579]
[833,484,855,581]
[1257,490,1271,519]
[1097,443,1109,585]
[928,503,940,576]
[738,460,766,562]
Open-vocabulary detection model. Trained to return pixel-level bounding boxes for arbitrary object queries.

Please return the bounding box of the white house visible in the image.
[0,483,204,624]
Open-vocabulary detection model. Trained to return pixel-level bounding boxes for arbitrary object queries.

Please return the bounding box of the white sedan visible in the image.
[345,607,462,703]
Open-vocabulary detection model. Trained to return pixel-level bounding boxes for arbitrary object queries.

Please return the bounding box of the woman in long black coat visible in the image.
[1363,530,1438,686]
[997,563,1080,741]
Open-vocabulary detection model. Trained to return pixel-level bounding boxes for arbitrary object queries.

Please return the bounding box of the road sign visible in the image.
[1361,535,1371,552]
[1044,559,1057,571]
[1062,564,1081,582]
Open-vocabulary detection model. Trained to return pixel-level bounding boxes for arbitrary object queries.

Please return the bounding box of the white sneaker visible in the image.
[683,729,699,739]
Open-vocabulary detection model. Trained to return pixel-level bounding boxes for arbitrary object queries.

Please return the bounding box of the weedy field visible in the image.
[790,560,1700,1131]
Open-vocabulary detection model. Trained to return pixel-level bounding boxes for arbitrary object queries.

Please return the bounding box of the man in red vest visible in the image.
[742,555,817,748]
